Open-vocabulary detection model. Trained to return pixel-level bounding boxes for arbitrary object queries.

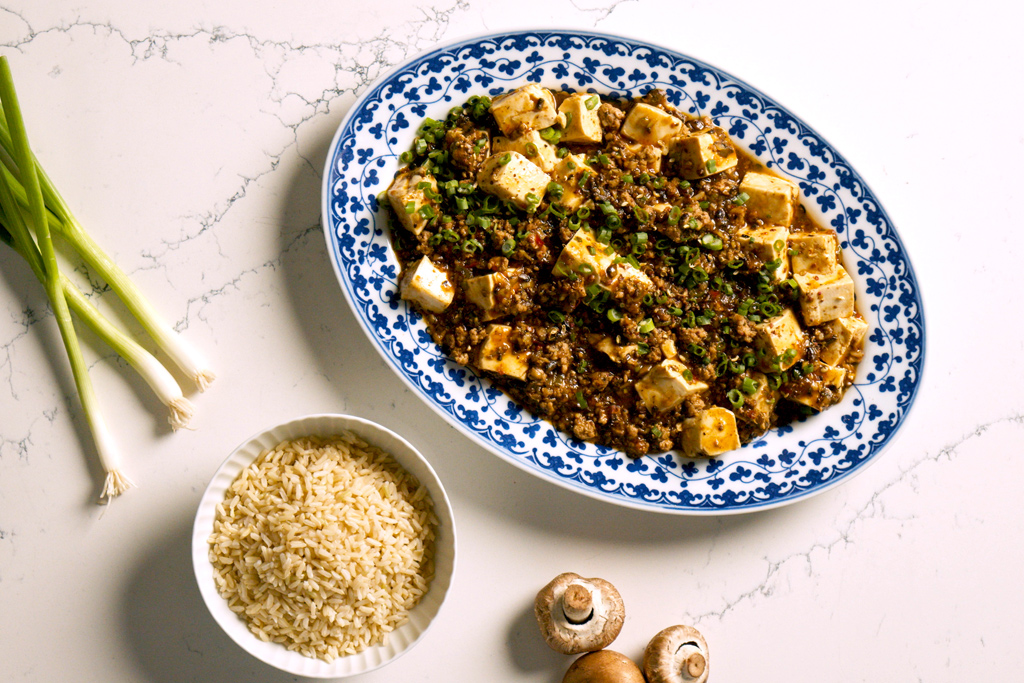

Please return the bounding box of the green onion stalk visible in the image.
[0,58,132,499]
[0,97,215,393]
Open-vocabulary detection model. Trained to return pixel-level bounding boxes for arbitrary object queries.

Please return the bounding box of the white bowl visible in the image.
[191,414,457,678]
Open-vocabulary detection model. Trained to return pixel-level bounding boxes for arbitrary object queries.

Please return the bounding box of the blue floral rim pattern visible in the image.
[321,30,925,514]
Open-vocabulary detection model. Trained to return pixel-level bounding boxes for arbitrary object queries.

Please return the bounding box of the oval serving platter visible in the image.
[321,30,925,514]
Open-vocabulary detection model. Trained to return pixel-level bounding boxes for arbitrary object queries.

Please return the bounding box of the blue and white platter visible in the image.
[321,30,925,514]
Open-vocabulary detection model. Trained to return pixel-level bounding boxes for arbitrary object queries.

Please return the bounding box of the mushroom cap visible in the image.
[642,624,710,683]
[535,572,626,655]
[563,650,645,683]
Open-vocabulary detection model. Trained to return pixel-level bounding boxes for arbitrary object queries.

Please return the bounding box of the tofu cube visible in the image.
[477,324,529,380]
[819,315,869,366]
[665,129,738,180]
[477,151,550,211]
[557,93,603,144]
[464,272,508,321]
[736,372,778,432]
[795,266,856,326]
[400,257,454,313]
[785,362,847,411]
[739,172,799,227]
[386,172,438,235]
[554,227,614,280]
[755,308,806,371]
[680,407,741,457]
[489,84,559,137]
[591,335,636,364]
[635,359,709,412]
[621,102,684,147]
[550,153,594,211]
[789,232,839,277]
[738,225,790,282]
[492,130,559,172]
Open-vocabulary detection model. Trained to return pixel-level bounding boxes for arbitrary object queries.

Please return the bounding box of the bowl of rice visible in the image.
[192,413,456,677]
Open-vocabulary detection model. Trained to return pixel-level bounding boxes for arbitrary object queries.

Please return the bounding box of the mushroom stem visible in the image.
[684,651,706,678]
[562,583,595,624]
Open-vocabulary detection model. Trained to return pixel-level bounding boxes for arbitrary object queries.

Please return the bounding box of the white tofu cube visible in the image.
[550,153,594,211]
[557,93,603,144]
[492,130,559,172]
[795,266,856,326]
[489,84,559,137]
[400,257,454,313]
[621,102,684,147]
[464,272,503,320]
[819,315,869,366]
[477,151,550,211]
[477,324,529,380]
[738,225,790,282]
[755,308,806,371]
[665,130,738,180]
[786,362,847,411]
[591,335,636,364]
[636,359,709,412]
[789,232,839,277]
[386,172,438,235]
[681,407,741,457]
[553,227,614,280]
[740,172,799,227]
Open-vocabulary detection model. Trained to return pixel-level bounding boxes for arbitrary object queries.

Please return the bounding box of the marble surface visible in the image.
[1,1,1021,681]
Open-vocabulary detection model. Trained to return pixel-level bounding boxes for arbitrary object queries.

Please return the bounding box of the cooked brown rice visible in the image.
[208,432,437,662]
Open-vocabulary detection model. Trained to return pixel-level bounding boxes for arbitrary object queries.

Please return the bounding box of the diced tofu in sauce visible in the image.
[665,128,738,180]
[785,361,847,411]
[755,308,806,371]
[621,102,684,147]
[557,93,603,144]
[492,130,559,172]
[738,225,790,282]
[386,171,438,235]
[819,315,869,366]
[477,324,529,380]
[477,151,550,211]
[635,359,708,412]
[789,232,839,277]
[795,266,856,326]
[400,257,454,313]
[489,84,559,137]
[740,172,799,227]
[553,227,614,280]
[681,407,741,457]
[550,153,594,211]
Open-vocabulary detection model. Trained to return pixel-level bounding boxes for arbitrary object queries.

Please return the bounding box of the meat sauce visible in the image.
[384,86,864,458]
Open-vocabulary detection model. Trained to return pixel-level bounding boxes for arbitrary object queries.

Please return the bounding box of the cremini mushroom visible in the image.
[534,572,625,654]
[562,650,645,683]
[642,624,710,683]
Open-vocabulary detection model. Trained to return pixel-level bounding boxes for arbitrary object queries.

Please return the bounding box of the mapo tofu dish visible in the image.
[383,84,866,458]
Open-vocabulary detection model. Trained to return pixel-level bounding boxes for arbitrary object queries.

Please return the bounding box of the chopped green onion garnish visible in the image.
[524,141,539,157]
[741,377,759,394]
[607,308,623,322]
[727,388,744,407]
[585,95,600,110]
[705,159,717,173]
[549,310,566,324]
[732,191,750,205]
[638,318,655,334]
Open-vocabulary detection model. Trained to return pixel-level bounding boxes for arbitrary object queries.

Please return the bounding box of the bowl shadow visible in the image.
[121,512,300,683]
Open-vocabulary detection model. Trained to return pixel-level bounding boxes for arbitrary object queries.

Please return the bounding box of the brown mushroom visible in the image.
[643,624,710,683]
[563,650,645,683]
[535,572,625,654]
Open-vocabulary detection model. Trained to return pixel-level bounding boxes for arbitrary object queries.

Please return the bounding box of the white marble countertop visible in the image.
[2,1,1022,681]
